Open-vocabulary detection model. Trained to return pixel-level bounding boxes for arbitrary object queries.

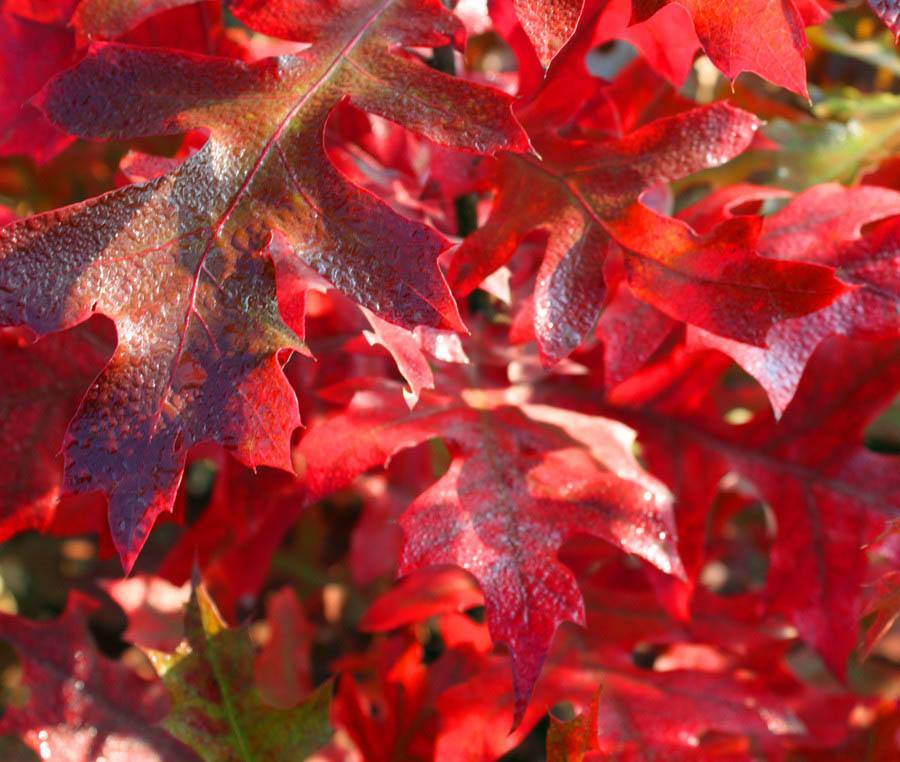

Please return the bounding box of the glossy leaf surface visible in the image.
[300,376,682,721]
[0,0,526,570]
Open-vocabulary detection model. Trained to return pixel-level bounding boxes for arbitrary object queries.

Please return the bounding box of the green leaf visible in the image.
[679,91,900,193]
[148,586,332,762]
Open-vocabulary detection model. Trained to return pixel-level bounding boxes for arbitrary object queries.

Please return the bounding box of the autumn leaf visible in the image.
[300,373,683,723]
[610,337,900,677]
[861,569,900,659]
[688,185,900,415]
[1,0,236,163]
[582,656,805,758]
[630,0,820,96]
[334,629,496,762]
[432,658,589,760]
[0,592,199,762]
[591,276,677,389]
[543,544,869,759]
[606,202,848,348]
[1,2,899,758]
[0,205,15,227]
[450,103,772,364]
[0,0,527,570]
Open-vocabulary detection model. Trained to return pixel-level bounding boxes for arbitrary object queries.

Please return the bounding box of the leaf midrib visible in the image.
[150,0,396,439]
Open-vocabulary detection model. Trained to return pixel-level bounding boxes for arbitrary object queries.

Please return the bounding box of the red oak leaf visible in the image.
[488,0,545,94]
[688,185,900,416]
[0,0,527,570]
[610,337,900,677]
[630,0,815,96]
[0,592,199,761]
[569,545,777,658]
[605,203,848,347]
[332,432,449,588]
[504,0,699,115]
[299,375,683,723]
[545,548,868,758]
[587,45,697,133]
[450,104,756,357]
[2,2,899,758]
[617,1,699,86]
[348,473,415,584]
[0,319,112,542]
[451,99,846,365]
[88,1,236,53]
[361,307,469,408]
